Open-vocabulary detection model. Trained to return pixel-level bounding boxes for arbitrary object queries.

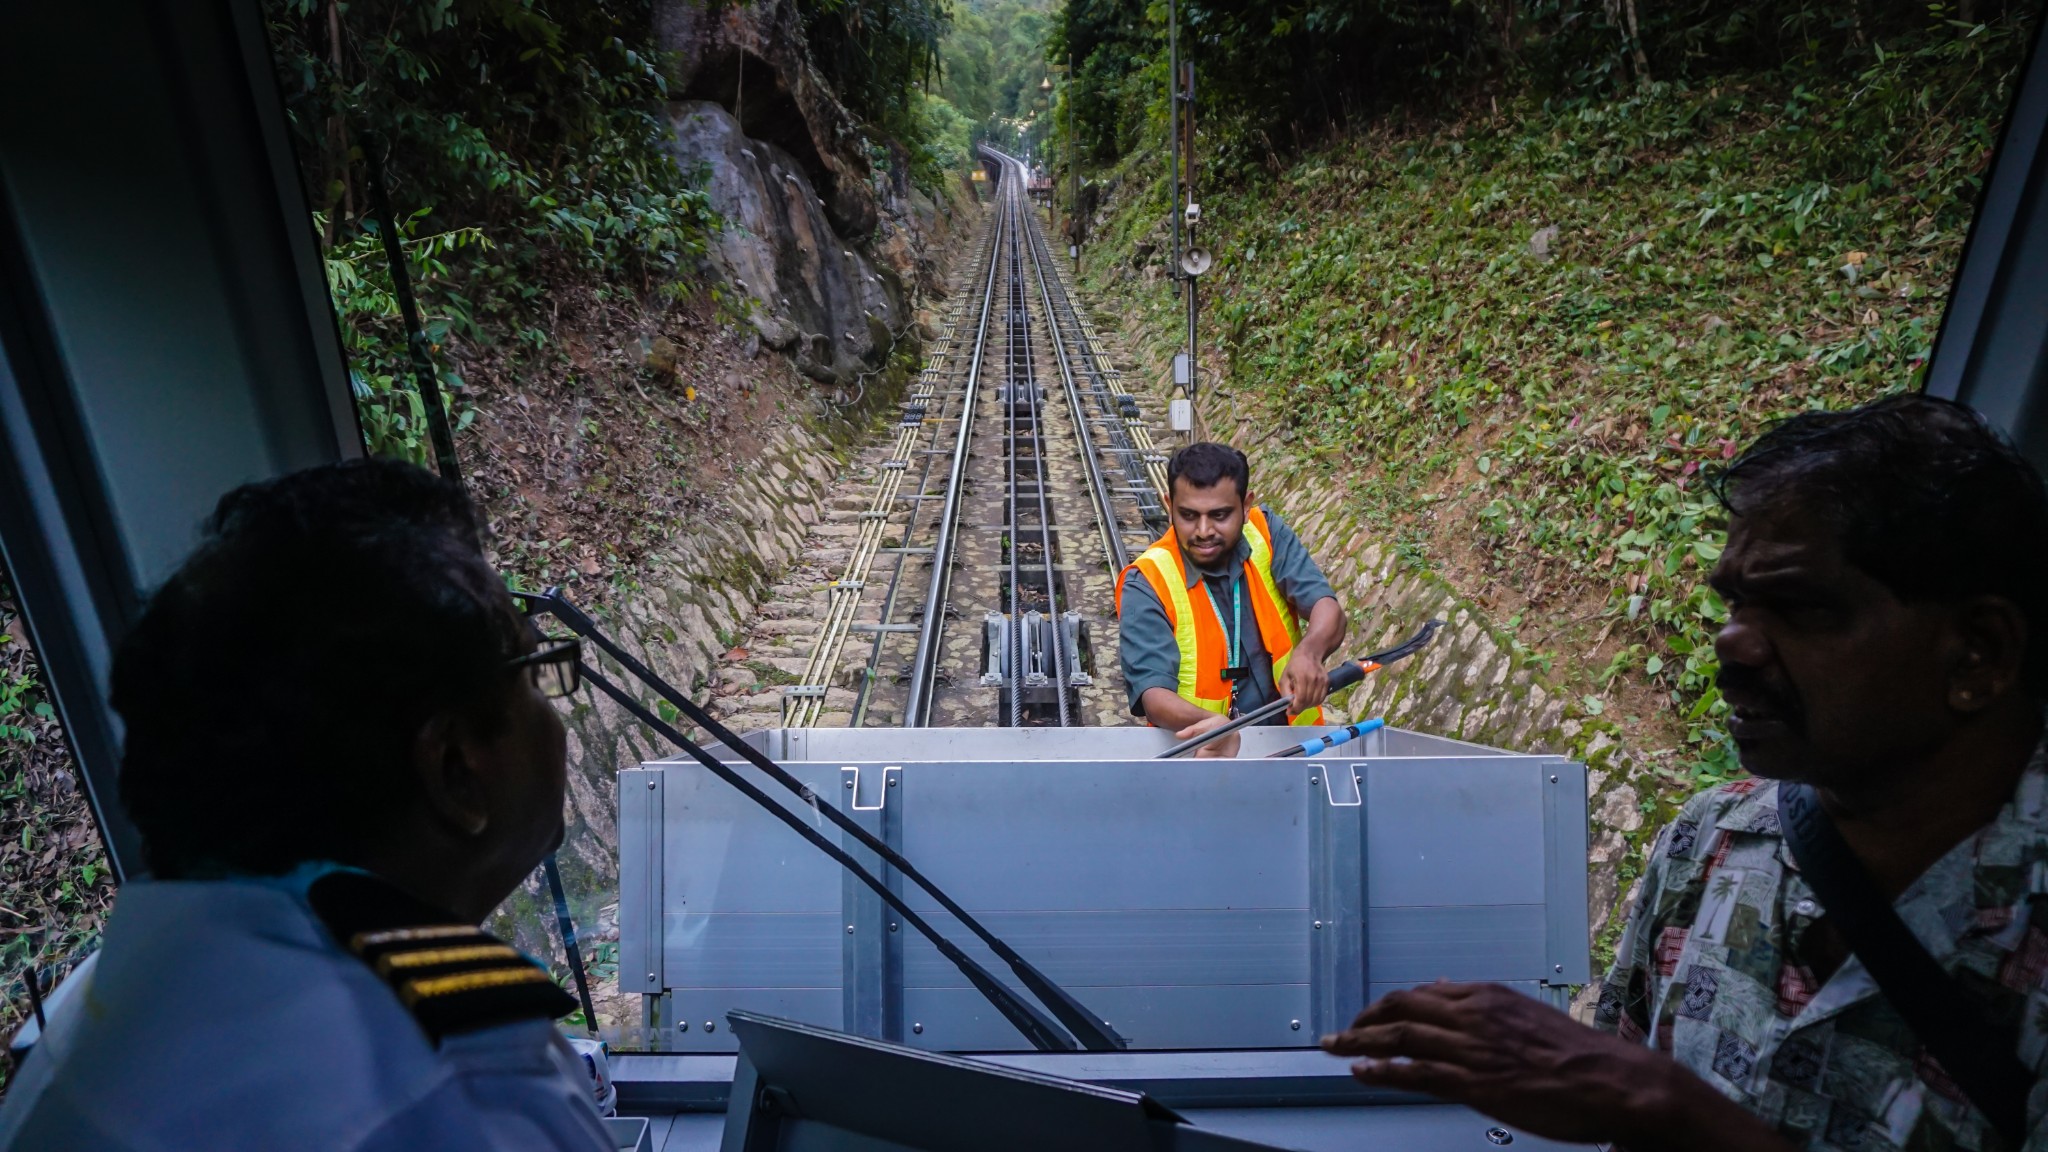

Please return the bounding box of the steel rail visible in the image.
[848,284,987,727]
[1018,166,1133,576]
[783,271,975,726]
[789,207,999,727]
[999,170,1074,727]
[903,156,1008,726]
[1039,229,1168,528]
[1004,194,1028,726]
[1035,226,1171,512]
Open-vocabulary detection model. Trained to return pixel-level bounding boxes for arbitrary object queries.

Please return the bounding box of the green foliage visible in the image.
[265,0,721,462]
[0,581,112,1088]
[1092,12,2023,792]
[1048,0,1156,162]
[910,91,978,191]
[801,0,953,143]
[941,0,1057,149]
[319,211,486,466]
[1060,0,2031,178]
[267,0,717,283]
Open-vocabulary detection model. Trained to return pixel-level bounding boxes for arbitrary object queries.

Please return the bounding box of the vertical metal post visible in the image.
[1308,761,1367,1038]
[1070,51,1080,267]
[1181,62,1198,409]
[1166,0,1180,302]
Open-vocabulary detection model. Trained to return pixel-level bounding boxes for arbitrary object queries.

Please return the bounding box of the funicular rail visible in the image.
[792,149,1166,730]
[785,201,1003,728]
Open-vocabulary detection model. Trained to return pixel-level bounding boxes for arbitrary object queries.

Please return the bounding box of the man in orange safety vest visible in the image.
[1115,442,1347,757]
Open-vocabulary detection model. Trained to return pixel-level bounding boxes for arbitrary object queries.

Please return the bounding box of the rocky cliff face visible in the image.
[657,0,960,387]
[669,102,901,384]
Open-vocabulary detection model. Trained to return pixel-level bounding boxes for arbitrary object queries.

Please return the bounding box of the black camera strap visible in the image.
[1776,781,2032,1144]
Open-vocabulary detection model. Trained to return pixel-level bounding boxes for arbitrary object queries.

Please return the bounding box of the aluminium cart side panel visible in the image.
[627,736,1590,1056]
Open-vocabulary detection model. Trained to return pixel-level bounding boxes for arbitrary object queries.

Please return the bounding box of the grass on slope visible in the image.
[1084,17,2025,827]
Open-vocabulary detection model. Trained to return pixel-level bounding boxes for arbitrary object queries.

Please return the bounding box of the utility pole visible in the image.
[1165,0,1195,430]
[1167,0,1180,297]
[1181,60,1198,416]
[1070,51,1080,269]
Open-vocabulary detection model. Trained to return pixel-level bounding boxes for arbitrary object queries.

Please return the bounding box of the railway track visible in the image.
[778,150,1169,731]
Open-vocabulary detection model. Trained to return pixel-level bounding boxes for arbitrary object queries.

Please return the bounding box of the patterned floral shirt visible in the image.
[1593,738,2048,1151]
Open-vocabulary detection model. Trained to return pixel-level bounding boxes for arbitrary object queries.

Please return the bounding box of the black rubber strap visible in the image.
[528,589,1126,1051]
[1777,782,2033,1144]
[578,662,1079,1052]
[542,853,598,1035]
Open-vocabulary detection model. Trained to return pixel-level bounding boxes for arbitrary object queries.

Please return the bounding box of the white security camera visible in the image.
[1184,202,1201,226]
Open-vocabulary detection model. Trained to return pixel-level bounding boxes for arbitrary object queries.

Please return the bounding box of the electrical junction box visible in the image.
[1169,397,1194,431]
[1171,353,1191,386]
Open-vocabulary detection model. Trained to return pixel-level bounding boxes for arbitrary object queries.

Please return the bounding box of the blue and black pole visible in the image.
[1273,716,1386,759]
[1155,619,1443,759]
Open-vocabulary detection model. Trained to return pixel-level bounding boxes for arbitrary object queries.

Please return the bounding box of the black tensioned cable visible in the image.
[521,587,1128,1052]
[575,661,1078,1053]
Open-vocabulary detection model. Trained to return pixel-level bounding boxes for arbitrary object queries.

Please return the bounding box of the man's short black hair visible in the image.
[1713,392,2048,692]
[1168,442,1250,498]
[112,458,528,878]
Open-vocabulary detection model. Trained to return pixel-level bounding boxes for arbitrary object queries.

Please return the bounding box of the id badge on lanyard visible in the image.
[1203,576,1247,717]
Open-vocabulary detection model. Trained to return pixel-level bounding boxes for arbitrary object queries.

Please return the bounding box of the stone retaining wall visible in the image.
[490,387,904,966]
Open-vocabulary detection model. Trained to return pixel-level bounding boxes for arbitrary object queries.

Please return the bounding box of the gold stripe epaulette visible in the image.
[308,872,577,1042]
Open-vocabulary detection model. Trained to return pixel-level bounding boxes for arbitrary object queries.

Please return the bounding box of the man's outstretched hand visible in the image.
[1319,982,1799,1152]
[1278,642,1331,714]
[1171,712,1241,759]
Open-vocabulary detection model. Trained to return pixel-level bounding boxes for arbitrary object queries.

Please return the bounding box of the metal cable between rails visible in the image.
[999,178,1073,728]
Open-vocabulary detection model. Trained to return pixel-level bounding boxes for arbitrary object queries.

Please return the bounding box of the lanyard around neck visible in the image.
[1200,574,1244,675]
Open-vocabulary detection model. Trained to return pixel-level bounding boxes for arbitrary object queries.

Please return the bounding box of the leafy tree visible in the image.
[267,0,716,282]
[1055,0,2036,175]
[941,0,1058,147]
[264,0,720,465]
[799,0,953,143]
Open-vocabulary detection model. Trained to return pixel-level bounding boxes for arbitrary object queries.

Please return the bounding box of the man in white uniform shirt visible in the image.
[0,459,611,1151]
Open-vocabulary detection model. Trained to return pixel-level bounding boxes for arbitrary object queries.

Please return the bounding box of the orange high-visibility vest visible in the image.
[1115,506,1323,726]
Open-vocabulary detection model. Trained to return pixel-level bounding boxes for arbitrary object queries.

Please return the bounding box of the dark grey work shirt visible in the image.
[1119,506,1338,719]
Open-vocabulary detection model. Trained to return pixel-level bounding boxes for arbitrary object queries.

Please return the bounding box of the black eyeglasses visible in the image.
[508,638,582,699]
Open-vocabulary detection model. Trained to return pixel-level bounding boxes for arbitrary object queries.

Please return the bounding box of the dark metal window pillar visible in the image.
[0,0,359,880]
[1924,12,2048,472]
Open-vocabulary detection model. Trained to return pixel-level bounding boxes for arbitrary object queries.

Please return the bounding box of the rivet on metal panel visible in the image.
[647,780,657,790]
[846,924,856,934]
[1310,776,1319,785]
[1549,774,1559,783]
[913,1023,924,1034]
[1486,1128,1515,1146]
[647,973,656,982]
[889,922,899,932]
[846,779,855,787]
[705,1021,716,1033]
[1555,964,1564,973]
[889,777,898,786]
[678,1021,689,1031]
[1290,1020,1301,1031]
[1313,920,1323,929]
